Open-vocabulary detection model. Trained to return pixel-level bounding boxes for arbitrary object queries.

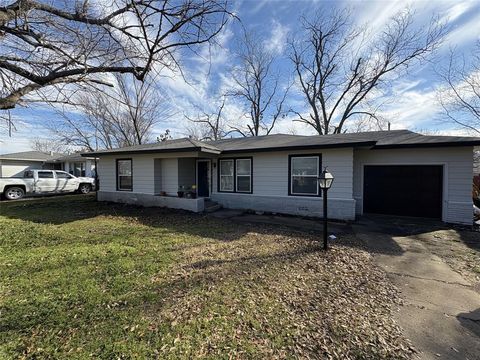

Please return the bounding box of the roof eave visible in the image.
[220,141,377,154]
[82,146,222,157]
[374,141,480,149]
[0,157,48,162]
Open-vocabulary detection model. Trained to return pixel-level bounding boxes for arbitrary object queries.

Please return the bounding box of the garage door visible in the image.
[363,165,443,219]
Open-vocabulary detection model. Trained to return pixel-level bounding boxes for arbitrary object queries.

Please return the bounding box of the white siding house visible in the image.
[0,151,96,178]
[0,159,43,177]
[211,148,356,220]
[87,131,480,225]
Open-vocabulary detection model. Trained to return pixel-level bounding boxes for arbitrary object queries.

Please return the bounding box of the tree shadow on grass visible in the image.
[1,235,321,335]
[0,194,351,246]
[457,308,480,337]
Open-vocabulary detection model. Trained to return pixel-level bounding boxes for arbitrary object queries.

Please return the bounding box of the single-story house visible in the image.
[0,151,96,178]
[83,130,480,225]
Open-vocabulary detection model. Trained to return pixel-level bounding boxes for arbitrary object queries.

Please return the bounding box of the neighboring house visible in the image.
[49,153,97,177]
[0,151,96,178]
[84,130,480,225]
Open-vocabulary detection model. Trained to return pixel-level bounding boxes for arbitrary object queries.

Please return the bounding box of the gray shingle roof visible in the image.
[81,130,480,157]
[50,153,96,162]
[84,138,222,156]
[0,150,64,161]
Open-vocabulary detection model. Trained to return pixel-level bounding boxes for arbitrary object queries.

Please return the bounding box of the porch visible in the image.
[153,156,214,199]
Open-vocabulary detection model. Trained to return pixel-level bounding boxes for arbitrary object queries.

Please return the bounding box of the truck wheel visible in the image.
[79,184,92,194]
[4,187,25,200]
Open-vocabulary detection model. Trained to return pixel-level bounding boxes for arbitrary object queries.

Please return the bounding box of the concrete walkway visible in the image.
[353,219,480,360]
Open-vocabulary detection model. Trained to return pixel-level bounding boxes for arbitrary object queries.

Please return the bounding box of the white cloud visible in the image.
[443,12,480,48]
[439,1,472,23]
[264,20,289,55]
[0,120,53,153]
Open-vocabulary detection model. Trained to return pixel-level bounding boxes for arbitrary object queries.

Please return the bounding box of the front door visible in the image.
[197,161,209,197]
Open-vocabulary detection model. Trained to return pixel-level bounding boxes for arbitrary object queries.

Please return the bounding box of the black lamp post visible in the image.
[318,168,334,250]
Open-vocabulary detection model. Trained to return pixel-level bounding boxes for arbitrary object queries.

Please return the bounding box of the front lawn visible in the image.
[0,195,413,359]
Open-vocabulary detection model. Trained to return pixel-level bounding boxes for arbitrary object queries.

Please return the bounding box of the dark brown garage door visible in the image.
[363,165,443,219]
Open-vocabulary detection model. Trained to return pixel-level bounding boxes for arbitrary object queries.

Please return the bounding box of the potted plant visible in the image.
[186,185,197,199]
[177,185,185,198]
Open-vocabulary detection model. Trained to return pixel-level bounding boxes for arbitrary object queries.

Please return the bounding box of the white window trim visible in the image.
[219,159,234,192]
[117,159,133,191]
[236,158,252,193]
[290,156,319,196]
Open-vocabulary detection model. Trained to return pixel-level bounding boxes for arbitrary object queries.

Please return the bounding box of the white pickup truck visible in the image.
[0,170,95,200]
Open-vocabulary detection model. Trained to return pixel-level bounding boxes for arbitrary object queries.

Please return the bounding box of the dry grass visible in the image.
[1,195,414,359]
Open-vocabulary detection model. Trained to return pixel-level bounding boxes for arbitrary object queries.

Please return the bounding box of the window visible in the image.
[289,155,321,196]
[73,162,85,177]
[218,158,252,193]
[219,159,234,192]
[38,171,54,179]
[117,159,132,191]
[236,159,252,193]
[24,170,34,178]
[56,171,73,179]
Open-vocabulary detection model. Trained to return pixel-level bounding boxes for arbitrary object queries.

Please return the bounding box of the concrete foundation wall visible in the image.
[211,192,356,220]
[97,191,205,212]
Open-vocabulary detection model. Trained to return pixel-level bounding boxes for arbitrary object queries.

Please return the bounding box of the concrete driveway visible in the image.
[353,216,480,360]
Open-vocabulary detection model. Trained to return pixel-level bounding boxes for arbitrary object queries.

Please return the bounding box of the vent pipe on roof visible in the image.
[388,122,391,131]
[50,151,54,156]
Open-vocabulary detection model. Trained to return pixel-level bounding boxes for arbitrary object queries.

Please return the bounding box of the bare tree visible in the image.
[0,110,15,136]
[185,96,227,140]
[436,43,480,135]
[157,129,173,142]
[49,73,172,150]
[0,0,231,110]
[289,8,445,134]
[31,137,70,154]
[228,32,290,137]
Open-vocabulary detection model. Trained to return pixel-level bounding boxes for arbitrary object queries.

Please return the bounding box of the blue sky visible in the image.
[1,0,480,153]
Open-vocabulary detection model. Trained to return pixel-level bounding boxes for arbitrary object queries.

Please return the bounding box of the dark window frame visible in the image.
[37,170,55,179]
[73,162,86,177]
[288,154,322,197]
[55,171,74,179]
[217,157,253,194]
[116,158,133,192]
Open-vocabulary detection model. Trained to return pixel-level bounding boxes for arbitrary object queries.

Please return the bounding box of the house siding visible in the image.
[94,145,474,225]
[96,152,199,195]
[160,158,178,195]
[0,160,43,177]
[178,158,196,190]
[353,147,474,224]
[211,148,356,220]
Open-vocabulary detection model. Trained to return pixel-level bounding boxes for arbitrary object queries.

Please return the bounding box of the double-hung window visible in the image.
[219,159,234,192]
[219,158,252,193]
[117,159,133,191]
[236,159,252,193]
[289,155,321,196]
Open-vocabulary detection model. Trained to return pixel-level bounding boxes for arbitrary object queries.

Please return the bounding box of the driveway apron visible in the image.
[353,218,480,360]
